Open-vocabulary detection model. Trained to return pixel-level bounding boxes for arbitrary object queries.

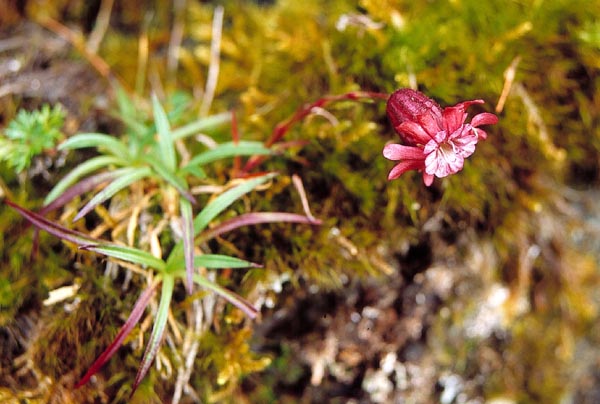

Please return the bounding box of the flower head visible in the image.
[383,88,498,186]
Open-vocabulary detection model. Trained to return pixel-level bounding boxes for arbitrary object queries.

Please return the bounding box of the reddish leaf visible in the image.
[5,199,98,246]
[193,274,258,319]
[39,171,119,216]
[131,276,174,395]
[73,167,151,222]
[198,212,321,242]
[76,282,158,388]
[31,171,119,259]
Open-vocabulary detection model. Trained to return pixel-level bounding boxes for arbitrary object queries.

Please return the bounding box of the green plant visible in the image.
[41,89,271,293]
[0,104,65,174]
[6,86,324,397]
[6,173,273,393]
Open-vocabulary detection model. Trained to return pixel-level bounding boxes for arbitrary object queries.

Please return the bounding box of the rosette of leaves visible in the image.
[41,89,271,294]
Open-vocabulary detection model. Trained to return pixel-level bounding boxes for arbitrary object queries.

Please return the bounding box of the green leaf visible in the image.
[171,112,231,140]
[165,91,192,124]
[193,273,257,318]
[184,141,272,169]
[143,156,196,204]
[165,242,184,271]
[180,198,194,294]
[121,114,152,141]
[152,94,176,172]
[115,86,147,138]
[168,252,259,274]
[193,173,276,235]
[82,244,166,271]
[44,156,125,205]
[0,104,65,173]
[132,274,174,395]
[73,166,152,221]
[194,254,260,269]
[5,104,64,144]
[178,164,206,179]
[115,85,136,121]
[59,133,131,160]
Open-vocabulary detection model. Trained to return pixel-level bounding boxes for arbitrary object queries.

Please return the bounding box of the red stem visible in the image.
[242,91,388,173]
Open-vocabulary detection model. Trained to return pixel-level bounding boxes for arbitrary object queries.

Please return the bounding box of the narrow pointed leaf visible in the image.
[152,95,176,172]
[180,198,194,294]
[194,254,261,269]
[115,86,147,137]
[131,275,174,395]
[184,141,272,168]
[121,114,152,143]
[291,174,317,221]
[171,112,231,140]
[5,199,99,246]
[199,212,322,242]
[75,282,158,388]
[44,156,124,205]
[193,173,276,235]
[41,169,133,216]
[193,273,258,319]
[59,133,130,160]
[166,245,260,273]
[165,242,184,271]
[81,244,166,271]
[73,166,152,222]
[178,164,206,179]
[143,156,196,204]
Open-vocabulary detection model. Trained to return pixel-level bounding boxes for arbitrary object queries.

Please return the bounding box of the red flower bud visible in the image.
[386,89,444,146]
[387,89,441,128]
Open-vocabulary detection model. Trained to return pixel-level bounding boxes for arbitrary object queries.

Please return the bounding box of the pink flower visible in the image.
[383,88,498,186]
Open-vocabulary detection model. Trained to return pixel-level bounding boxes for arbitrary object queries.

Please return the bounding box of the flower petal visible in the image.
[423,173,434,186]
[453,99,485,111]
[425,144,465,177]
[387,160,425,180]
[396,121,435,145]
[416,109,443,138]
[423,130,447,155]
[442,106,468,135]
[449,126,479,157]
[383,143,425,161]
[454,137,477,158]
[472,127,488,140]
[471,112,499,127]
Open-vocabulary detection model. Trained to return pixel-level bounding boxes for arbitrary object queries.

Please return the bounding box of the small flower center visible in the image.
[438,141,457,159]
